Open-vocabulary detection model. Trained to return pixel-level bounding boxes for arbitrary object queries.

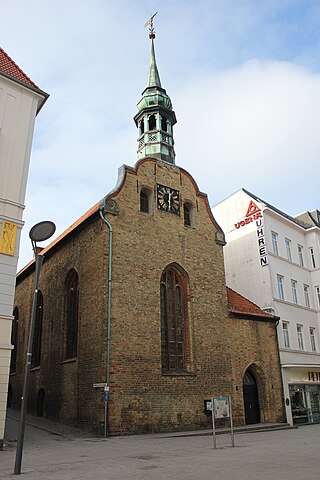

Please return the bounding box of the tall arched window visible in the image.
[160,267,189,372]
[32,290,43,368]
[148,114,156,131]
[65,269,79,359]
[10,307,19,373]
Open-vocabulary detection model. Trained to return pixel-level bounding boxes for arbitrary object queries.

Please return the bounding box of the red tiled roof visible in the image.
[0,47,39,89]
[227,287,275,319]
[17,201,100,278]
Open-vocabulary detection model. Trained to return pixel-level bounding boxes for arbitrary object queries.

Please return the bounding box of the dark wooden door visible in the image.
[243,371,260,424]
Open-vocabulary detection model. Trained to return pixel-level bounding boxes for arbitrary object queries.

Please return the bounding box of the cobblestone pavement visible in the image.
[1,412,319,480]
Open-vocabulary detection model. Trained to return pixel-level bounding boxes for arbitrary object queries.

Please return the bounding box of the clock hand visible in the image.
[168,192,171,210]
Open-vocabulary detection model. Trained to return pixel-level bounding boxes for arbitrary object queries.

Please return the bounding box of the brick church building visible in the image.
[9,26,284,434]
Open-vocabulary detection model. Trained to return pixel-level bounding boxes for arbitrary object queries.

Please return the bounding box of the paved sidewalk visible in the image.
[1,412,319,480]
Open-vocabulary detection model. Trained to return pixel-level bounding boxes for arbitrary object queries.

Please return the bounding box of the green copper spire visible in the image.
[147,37,162,88]
[134,13,177,165]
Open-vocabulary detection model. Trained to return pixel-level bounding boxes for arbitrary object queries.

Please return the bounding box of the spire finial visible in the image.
[144,11,158,39]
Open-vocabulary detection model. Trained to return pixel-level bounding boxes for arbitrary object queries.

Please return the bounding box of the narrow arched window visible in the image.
[148,114,156,131]
[140,119,145,135]
[140,188,152,213]
[160,267,189,372]
[65,269,79,359]
[183,202,194,227]
[32,290,43,368]
[10,307,19,373]
[161,116,168,132]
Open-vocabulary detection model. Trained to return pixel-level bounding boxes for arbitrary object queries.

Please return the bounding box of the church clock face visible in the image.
[157,184,180,215]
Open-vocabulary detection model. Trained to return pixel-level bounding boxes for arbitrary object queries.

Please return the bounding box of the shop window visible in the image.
[65,269,79,359]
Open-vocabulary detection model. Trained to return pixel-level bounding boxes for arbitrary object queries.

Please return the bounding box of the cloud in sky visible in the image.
[1,0,320,268]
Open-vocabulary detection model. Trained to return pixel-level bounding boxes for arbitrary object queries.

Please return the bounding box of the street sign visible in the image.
[93,383,107,388]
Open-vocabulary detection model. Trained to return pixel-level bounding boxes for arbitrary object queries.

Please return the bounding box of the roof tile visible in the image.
[227,287,274,319]
[0,46,39,89]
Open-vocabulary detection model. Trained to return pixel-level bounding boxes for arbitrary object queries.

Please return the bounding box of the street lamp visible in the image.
[14,221,56,475]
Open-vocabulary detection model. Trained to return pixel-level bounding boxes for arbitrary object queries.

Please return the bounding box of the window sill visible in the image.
[162,370,195,377]
[30,366,40,372]
[60,357,77,365]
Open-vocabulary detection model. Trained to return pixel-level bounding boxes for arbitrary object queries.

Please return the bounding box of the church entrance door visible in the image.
[243,370,260,424]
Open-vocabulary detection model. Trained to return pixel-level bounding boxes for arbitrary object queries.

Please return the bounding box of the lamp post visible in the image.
[14,221,56,475]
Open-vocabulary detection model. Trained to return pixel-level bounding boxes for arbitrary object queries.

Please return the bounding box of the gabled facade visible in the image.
[0,47,48,449]
[213,189,320,425]
[9,32,284,435]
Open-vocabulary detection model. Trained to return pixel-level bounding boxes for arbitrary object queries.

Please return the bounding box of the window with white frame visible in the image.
[297,324,304,350]
[291,279,298,304]
[277,274,284,300]
[298,245,304,266]
[285,238,292,262]
[309,247,316,268]
[303,284,310,308]
[282,321,290,348]
[309,327,316,352]
[272,231,279,255]
[316,286,320,308]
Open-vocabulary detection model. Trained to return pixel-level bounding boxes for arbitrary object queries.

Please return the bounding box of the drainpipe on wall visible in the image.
[99,198,118,437]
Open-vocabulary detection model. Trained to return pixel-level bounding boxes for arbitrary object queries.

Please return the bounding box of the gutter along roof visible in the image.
[242,188,313,230]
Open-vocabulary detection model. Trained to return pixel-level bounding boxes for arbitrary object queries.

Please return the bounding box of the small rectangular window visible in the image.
[272,232,279,255]
[310,327,316,352]
[316,286,320,308]
[291,279,298,304]
[285,238,292,262]
[282,321,290,348]
[277,274,284,300]
[309,247,316,268]
[303,284,310,308]
[297,324,304,351]
[298,245,304,266]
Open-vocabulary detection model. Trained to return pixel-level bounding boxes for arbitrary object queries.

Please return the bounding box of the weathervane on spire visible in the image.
[144,11,158,39]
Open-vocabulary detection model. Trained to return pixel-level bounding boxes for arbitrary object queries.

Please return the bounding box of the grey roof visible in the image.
[242,188,314,230]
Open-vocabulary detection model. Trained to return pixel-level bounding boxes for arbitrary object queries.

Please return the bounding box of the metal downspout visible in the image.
[99,207,113,437]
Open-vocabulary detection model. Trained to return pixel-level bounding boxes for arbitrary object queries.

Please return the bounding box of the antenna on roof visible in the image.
[144,11,158,39]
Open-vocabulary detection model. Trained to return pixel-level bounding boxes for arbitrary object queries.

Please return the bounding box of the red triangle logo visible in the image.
[246,200,260,217]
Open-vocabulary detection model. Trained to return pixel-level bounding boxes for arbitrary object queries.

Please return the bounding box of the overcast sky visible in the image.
[2,0,320,268]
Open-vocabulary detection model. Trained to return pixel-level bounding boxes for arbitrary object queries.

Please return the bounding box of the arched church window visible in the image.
[140,119,145,135]
[140,188,152,214]
[32,290,43,368]
[148,114,156,131]
[183,202,194,227]
[161,116,168,132]
[65,269,79,359]
[10,307,19,373]
[160,267,189,372]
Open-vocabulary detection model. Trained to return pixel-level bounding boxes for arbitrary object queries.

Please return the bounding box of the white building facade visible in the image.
[0,48,48,449]
[213,189,320,426]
